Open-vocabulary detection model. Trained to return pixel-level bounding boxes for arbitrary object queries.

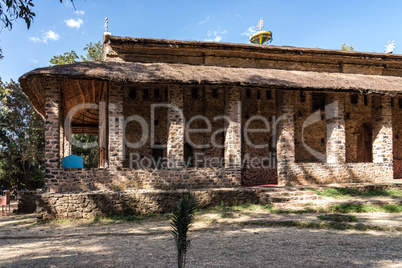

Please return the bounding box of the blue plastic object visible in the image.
[62,154,84,169]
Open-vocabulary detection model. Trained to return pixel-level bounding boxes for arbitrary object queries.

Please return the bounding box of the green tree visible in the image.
[49,42,102,65]
[0,79,45,189]
[82,42,103,61]
[49,50,79,65]
[342,43,354,51]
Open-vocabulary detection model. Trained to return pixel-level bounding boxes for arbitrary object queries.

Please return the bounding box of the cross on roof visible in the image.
[257,18,264,31]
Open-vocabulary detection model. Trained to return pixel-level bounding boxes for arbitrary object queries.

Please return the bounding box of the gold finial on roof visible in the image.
[105,17,108,32]
[257,18,264,31]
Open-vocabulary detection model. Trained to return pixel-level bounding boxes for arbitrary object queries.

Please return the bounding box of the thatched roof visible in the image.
[22,60,402,90]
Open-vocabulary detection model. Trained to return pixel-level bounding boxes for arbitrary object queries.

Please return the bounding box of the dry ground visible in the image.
[0,201,401,268]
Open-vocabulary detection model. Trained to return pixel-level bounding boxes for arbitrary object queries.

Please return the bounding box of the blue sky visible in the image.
[1,0,402,82]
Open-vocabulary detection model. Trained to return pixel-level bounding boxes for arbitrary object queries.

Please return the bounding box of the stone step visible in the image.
[261,195,323,204]
[273,202,319,210]
[256,187,308,192]
[266,190,317,197]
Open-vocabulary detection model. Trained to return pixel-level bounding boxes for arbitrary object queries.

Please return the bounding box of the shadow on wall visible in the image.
[35,189,263,221]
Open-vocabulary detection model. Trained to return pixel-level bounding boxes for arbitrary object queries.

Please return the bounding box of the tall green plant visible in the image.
[171,193,197,268]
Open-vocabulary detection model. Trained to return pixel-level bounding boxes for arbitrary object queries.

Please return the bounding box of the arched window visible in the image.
[356,123,372,162]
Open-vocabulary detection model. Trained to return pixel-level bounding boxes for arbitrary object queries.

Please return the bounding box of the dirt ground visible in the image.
[0,201,401,268]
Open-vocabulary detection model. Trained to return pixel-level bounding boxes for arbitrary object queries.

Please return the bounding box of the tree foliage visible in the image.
[49,42,102,65]
[0,79,45,189]
[0,0,36,31]
[71,134,99,168]
[342,43,354,51]
[49,50,79,65]
[82,42,103,61]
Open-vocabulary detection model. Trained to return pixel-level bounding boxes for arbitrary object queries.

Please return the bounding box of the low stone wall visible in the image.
[279,163,394,185]
[21,182,402,220]
[36,188,264,221]
[47,168,241,192]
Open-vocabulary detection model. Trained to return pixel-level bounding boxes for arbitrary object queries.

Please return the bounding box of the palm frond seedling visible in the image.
[171,193,197,268]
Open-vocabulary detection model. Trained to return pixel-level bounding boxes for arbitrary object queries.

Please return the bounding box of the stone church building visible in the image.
[19,33,402,193]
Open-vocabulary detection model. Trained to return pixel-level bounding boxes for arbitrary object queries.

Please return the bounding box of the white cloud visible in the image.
[205,30,227,42]
[29,30,60,43]
[198,16,210,25]
[75,10,85,15]
[30,59,38,64]
[43,30,60,42]
[241,26,257,37]
[29,36,41,42]
[65,18,84,28]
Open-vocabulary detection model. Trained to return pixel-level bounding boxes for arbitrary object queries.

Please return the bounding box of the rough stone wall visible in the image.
[29,182,401,220]
[43,168,241,192]
[109,83,124,170]
[294,91,326,163]
[204,86,226,166]
[183,85,207,167]
[44,79,61,191]
[276,90,295,186]
[45,168,241,192]
[167,85,185,167]
[44,79,396,191]
[241,87,277,185]
[372,95,393,165]
[326,93,346,164]
[36,188,265,220]
[282,163,393,185]
[345,93,373,163]
[123,84,169,168]
[276,89,394,186]
[224,87,242,170]
[392,95,402,178]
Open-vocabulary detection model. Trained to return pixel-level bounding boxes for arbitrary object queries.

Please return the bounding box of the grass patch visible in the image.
[311,187,402,199]
[267,207,319,214]
[327,203,402,213]
[317,214,358,222]
[239,220,401,232]
[198,202,402,216]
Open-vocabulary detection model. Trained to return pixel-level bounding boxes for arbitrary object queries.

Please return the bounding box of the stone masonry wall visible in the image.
[241,87,277,185]
[34,182,402,220]
[294,91,326,163]
[44,79,61,190]
[45,79,397,191]
[392,94,402,178]
[46,168,241,192]
[276,90,394,186]
[123,83,169,168]
[345,93,373,163]
[36,188,264,220]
